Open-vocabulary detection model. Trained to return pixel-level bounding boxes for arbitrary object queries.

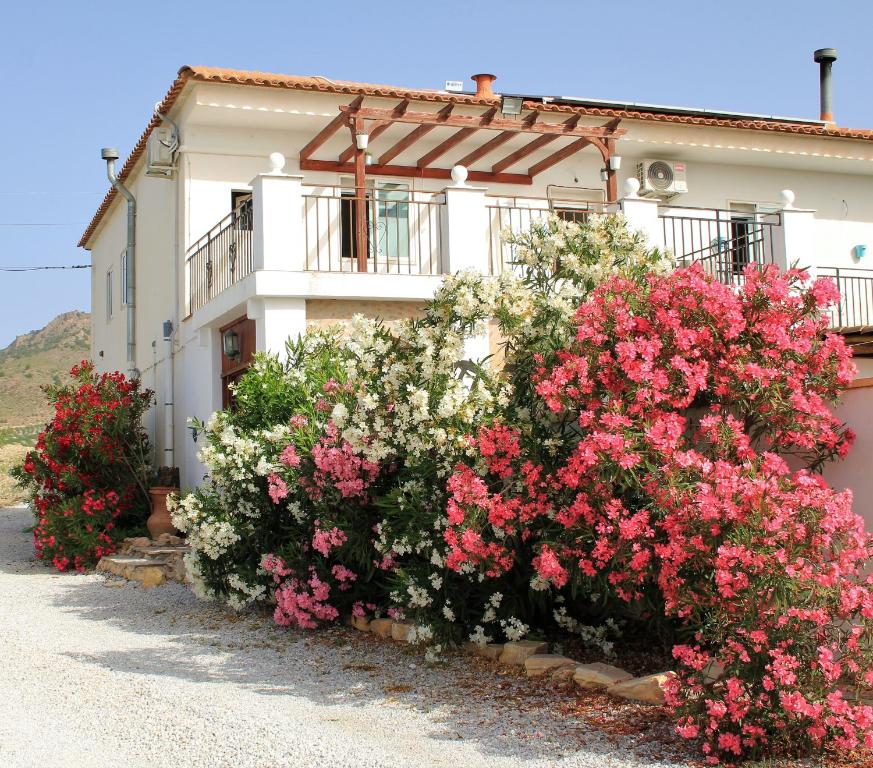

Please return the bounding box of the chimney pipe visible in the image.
[813,48,838,123]
[471,73,497,99]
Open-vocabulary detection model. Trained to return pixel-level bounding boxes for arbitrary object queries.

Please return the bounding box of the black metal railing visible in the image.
[660,207,781,287]
[185,199,253,315]
[303,187,444,275]
[818,266,873,330]
[487,198,609,275]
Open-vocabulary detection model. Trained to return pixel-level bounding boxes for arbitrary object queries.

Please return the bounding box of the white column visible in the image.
[250,153,305,272]
[619,178,664,251]
[442,166,489,273]
[248,297,307,362]
[775,189,817,277]
[442,165,490,363]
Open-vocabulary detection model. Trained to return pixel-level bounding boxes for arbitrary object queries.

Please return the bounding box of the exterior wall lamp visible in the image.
[500,95,524,117]
[222,329,240,360]
[355,132,369,150]
[608,155,622,171]
[600,168,609,182]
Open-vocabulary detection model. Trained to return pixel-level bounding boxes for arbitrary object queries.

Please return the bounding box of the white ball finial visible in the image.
[268,152,286,174]
[780,189,796,209]
[451,164,469,187]
[623,177,641,199]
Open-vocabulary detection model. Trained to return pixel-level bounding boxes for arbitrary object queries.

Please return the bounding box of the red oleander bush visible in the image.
[14,361,153,571]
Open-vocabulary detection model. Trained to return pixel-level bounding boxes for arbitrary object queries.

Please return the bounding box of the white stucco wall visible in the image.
[822,379,873,533]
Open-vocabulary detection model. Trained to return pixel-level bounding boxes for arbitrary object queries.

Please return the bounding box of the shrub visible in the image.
[173,214,871,763]
[446,264,871,762]
[14,361,153,571]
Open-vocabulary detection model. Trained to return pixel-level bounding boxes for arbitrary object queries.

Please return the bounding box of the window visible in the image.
[106,268,114,320]
[120,250,128,306]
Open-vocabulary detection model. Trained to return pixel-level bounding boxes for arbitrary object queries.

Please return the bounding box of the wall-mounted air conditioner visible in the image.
[145,126,177,178]
[636,160,688,198]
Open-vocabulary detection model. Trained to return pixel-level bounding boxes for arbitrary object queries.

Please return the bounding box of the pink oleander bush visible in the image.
[445,263,873,763]
[173,213,871,764]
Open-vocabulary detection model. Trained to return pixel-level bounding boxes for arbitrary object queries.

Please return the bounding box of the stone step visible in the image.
[97,555,171,588]
[130,545,190,557]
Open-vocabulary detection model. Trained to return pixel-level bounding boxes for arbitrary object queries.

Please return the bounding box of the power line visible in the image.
[0,264,91,272]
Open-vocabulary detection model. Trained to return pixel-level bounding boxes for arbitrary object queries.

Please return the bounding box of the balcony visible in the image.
[183,169,865,337]
[659,206,781,287]
[185,199,253,317]
[818,266,873,331]
[302,186,445,275]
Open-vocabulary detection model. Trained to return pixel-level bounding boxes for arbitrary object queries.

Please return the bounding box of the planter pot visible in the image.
[147,486,180,539]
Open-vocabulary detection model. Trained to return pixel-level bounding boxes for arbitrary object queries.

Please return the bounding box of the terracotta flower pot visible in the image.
[147,486,180,539]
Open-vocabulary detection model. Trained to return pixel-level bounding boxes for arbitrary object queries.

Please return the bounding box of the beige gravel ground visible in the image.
[0,505,692,768]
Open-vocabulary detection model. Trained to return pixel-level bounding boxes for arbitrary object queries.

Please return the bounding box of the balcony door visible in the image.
[340,179,410,271]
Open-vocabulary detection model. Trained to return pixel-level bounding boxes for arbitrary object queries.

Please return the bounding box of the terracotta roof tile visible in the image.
[78,65,873,248]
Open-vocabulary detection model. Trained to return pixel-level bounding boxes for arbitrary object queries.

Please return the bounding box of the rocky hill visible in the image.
[0,311,91,446]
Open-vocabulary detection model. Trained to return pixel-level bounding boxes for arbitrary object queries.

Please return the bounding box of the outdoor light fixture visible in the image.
[600,168,609,182]
[222,329,240,360]
[365,152,374,166]
[500,95,524,117]
[608,155,622,171]
[355,132,369,150]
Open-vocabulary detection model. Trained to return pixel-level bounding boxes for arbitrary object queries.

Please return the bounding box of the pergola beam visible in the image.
[416,127,478,168]
[341,105,624,139]
[378,103,454,165]
[455,130,515,167]
[338,100,410,163]
[528,137,593,177]
[300,96,363,161]
[300,158,532,185]
[492,135,557,173]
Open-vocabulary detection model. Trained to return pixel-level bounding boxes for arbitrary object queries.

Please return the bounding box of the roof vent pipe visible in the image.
[471,73,497,99]
[101,147,138,376]
[813,48,838,123]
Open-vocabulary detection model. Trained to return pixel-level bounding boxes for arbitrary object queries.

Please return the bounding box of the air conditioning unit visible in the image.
[636,159,688,198]
[145,126,177,178]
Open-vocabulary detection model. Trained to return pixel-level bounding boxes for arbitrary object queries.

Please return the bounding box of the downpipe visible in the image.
[101,148,137,377]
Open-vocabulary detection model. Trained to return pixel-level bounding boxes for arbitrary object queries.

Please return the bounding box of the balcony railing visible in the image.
[302,186,444,275]
[185,199,253,316]
[818,266,873,330]
[487,197,607,275]
[659,206,781,287]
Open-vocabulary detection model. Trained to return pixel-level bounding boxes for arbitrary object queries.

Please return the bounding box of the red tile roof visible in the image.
[78,65,873,248]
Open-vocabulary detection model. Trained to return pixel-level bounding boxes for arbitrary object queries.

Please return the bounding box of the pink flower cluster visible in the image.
[307,423,380,501]
[262,555,339,629]
[444,264,871,763]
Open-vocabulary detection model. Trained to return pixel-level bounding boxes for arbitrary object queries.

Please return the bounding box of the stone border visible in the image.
[347,617,686,706]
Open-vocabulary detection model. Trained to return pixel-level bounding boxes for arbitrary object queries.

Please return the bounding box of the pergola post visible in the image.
[605,137,618,203]
[352,116,368,272]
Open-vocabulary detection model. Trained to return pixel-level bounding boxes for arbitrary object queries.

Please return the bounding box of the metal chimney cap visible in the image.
[100,147,120,161]
[814,48,838,63]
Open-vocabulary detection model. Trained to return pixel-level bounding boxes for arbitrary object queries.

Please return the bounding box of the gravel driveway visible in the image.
[0,506,689,768]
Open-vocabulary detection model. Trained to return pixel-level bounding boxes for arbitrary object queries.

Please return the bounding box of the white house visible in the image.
[79,58,873,497]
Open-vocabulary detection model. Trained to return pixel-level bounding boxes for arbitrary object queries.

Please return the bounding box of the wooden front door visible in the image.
[219,316,256,409]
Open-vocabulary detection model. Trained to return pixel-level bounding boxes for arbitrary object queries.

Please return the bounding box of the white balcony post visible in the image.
[247,297,307,363]
[442,165,490,362]
[442,166,490,274]
[775,189,817,277]
[250,153,305,272]
[619,178,664,251]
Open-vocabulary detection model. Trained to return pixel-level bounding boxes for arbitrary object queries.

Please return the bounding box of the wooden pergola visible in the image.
[298,94,625,270]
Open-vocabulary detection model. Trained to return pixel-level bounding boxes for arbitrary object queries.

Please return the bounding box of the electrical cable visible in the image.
[0,265,91,272]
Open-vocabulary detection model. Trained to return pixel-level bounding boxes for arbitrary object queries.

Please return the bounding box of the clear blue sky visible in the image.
[2,0,872,347]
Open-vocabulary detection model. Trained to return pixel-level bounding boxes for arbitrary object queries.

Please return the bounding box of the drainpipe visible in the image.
[101,147,138,376]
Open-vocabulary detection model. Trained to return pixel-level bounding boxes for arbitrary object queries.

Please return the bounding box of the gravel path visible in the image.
[0,506,690,768]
